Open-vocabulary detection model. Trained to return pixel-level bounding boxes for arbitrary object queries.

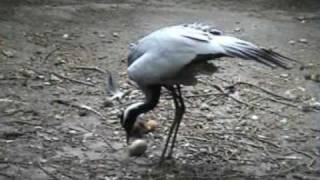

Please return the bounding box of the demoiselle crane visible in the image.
[112,23,295,162]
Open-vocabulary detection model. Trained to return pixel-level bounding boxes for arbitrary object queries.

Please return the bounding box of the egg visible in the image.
[132,119,158,136]
[128,139,148,156]
[145,119,158,132]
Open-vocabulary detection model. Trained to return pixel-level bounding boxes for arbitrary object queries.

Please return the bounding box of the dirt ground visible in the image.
[0,0,320,179]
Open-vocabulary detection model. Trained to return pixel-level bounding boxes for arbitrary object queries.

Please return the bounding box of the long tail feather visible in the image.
[215,36,297,69]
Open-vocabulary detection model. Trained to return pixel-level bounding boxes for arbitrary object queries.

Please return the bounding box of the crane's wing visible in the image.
[127,23,297,85]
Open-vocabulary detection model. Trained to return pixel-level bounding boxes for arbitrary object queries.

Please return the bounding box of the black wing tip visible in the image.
[261,48,301,67]
[258,48,298,70]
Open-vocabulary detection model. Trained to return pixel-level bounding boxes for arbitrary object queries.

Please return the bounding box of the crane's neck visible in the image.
[122,85,161,134]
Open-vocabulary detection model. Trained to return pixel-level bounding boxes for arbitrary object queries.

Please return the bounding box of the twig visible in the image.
[184,92,224,98]
[251,135,280,148]
[182,135,212,142]
[226,81,295,102]
[70,66,106,74]
[43,47,59,62]
[0,98,28,105]
[37,162,61,180]
[51,72,95,86]
[290,147,314,159]
[51,99,107,120]
[308,157,317,168]
[249,91,300,109]
[227,94,290,118]
[4,120,41,126]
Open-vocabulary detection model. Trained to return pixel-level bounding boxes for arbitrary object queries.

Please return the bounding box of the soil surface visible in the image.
[0,0,319,179]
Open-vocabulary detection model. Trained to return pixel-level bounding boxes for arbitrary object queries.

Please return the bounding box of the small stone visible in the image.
[21,69,36,78]
[206,113,215,121]
[78,109,88,116]
[54,57,66,65]
[298,38,308,44]
[3,108,18,115]
[203,89,211,93]
[288,40,295,45]
[40,159,47,163]
[50,74,61,81]
[37,75,45,79]
[200,103,210,110]
[35,50,43,54]
[251,115,259,120]
[98,33,106,38]
[34,126,42,130]
[102,99,113,107]
[51,137,59,141]
[297,16,305,21]
[112,32,119,37]
[54,114,63,120]
[2,49,14,58]
[68,130,77,134]
[280,73,289,78]
[280,118,288,124]
[199,148,207,153]
[234,27,241,32]
[62,34,69,39]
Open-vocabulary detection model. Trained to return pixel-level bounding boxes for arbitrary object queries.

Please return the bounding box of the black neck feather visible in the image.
[124,85,161,134]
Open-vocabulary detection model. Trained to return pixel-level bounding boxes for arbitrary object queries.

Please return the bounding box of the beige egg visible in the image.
[145,119,158,132]
[128,139,147,156]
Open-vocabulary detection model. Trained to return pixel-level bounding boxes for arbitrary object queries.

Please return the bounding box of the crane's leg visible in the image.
[160,86,180,163]
[167,85,185,158]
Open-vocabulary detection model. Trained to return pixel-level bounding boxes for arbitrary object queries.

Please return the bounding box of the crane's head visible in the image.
[119,103,143,144]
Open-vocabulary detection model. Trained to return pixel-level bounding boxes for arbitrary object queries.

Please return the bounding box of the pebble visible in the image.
[43,82,51,85]
[51,137,60,141]
[280,73,289,78]
[128,139,147,156]
[200,103,210,110]
[62,34,69,39]
[234,27,241,32]
[205,113,215,121]
[298,38,308,44]
[78,109,88,116]
[2,49,14,58]
[297,16,305,21]
[102,99,113,107]
[37,75,45,79]
[68,130,77,134]
[20,69,36,78]
[112,32,119,37]
[280,118,288,124]
[288,40,295,45]
[50,74,61,81]
[251,115,259,120]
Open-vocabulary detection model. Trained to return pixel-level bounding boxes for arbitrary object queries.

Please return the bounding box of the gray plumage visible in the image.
[120,23,294,162]
[127,23,292,87]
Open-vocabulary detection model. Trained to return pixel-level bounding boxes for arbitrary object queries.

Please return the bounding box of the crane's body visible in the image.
[119,23,294,162]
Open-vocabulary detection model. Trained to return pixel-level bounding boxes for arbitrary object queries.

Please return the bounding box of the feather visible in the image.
[106,71,124,100]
